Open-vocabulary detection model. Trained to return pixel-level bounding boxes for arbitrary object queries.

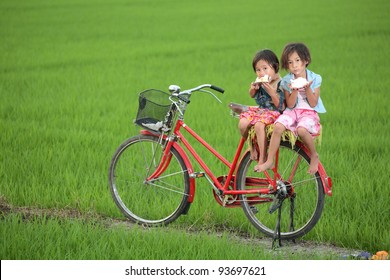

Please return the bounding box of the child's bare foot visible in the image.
[254,160,273,173]
[253,158,265,172]
[308,153,319,175]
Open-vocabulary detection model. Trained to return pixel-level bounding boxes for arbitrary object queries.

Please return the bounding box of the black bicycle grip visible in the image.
[210,85,225,93]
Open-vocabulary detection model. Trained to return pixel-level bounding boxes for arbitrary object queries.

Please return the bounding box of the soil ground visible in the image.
[0,197,363,259]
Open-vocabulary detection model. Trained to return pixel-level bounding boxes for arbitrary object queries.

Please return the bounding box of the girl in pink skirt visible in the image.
[257,42,326,175]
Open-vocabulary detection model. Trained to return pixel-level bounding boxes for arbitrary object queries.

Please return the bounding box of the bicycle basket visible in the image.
[134,89,172,131]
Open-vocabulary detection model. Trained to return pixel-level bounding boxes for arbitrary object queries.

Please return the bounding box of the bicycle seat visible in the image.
[228,102,250,114]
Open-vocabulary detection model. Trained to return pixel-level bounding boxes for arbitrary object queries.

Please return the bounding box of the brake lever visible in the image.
[199,89,222,103]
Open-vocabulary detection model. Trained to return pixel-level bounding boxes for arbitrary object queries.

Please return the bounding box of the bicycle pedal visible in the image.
[190,172,205,178]
[268,195,287,214]
[222,196,229,207]
[268,198,282,214]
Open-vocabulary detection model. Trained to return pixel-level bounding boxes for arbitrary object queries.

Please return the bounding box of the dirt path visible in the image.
[0,198,362,259]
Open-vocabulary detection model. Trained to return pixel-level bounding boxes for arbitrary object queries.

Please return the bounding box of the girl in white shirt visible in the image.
[256,42,326,175]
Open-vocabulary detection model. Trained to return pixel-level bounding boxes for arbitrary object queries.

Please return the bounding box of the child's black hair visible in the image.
[252,49,279,73]
[281,42,311,70]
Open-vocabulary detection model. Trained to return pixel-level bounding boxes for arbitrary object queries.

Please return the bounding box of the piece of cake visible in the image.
[290,77,308,89]
[255,75,270,83]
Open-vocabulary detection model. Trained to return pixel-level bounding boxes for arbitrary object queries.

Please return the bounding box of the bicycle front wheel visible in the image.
[236,141,325,240]
[108,134,191,226]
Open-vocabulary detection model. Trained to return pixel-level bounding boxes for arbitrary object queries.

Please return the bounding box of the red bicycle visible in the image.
[108,84,332,241]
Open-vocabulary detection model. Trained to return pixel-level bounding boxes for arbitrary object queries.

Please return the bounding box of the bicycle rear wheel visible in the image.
[108,134,191,226]
[236,141,325,240]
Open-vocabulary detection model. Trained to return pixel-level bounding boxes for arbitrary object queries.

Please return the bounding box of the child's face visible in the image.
[255,59,276,78]
[287,51,307,78]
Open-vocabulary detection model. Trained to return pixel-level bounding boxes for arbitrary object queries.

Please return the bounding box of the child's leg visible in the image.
[255,123,286,172]
[238,118,251,138]
[253,122,267,166]
[239,118,258,160]
[297,127,319,175]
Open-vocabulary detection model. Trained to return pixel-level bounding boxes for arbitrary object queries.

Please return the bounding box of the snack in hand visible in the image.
[290,77,309,89]
[255,75,270,83]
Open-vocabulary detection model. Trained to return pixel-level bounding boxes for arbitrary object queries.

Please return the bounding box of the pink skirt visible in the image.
[275,109,320,136]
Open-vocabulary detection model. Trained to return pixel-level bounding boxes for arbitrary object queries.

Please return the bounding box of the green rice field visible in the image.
[1,0,389,259]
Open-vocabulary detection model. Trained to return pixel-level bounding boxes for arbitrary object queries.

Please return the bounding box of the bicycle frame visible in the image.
[140,118,247,202]
[141,115,332,207]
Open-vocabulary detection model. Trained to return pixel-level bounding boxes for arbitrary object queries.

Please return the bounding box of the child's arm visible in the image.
[304,81,320,107]
[262,82,282,109]
[249,82,260,98]
[284,88,298,109]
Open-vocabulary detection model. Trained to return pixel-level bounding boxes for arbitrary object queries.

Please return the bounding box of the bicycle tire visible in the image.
[108,134,191,226]
[236,141,325,240]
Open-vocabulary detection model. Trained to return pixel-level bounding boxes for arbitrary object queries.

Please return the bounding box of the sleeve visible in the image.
[311,73,322,90]
[280,77,291,93]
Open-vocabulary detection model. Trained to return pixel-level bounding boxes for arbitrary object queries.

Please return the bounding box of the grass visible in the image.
[1,0,390,259]
[0,213,341,260]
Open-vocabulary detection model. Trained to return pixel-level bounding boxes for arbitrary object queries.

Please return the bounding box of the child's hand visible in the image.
[288,83,300,92]
[251,82,260,90]
[261,82,276,96]
[303,80,313,90]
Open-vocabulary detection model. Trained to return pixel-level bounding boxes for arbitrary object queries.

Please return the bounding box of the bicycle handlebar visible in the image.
[210,85,225,93]
[179,84,224,95]
[169,84,224,105]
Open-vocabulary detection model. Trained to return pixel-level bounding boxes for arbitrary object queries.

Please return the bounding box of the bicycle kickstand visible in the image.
[289,194,296,244]
[272,201,283,249]
[269,186,287,249]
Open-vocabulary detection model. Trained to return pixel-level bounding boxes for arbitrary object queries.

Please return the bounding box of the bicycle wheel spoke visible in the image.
[137,135,162,177]
[147,181,190,196]
[279,147,302,179]
[283,176,321,188]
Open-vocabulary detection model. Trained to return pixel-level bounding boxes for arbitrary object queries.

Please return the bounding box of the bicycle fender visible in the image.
[171,142,196,202]
[296,142,333,196]
[140,130,196,202]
